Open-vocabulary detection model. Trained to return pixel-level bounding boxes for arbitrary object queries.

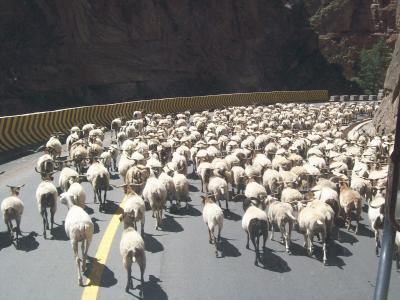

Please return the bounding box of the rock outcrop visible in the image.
[372,33,400,134]
[0,0,354,116]
[304,0,398,80]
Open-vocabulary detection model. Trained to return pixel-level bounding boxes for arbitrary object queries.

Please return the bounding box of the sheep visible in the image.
[235,195,269,265]
[1,184,25,245]
[66,182,86,208]
[267,200,296,253]
[208,175,230,211]
[86,162,110,211]
[307,199,335,243]
[368,188,385,255]
[66,132,80,152]
[197,162,214,193]
[125,164,150,195]
[111,117,122,139]
[172,169,190,210]
[100,150,112,172]
[70,141,88,174]
[142,173,167,229]
[339,181,362,234]
[158,172,176,207]
[231,166,246,194]
[36,177,58,239]
[396,231,400,270]
[297,202,328,265]
[311,186,340,221]
[108,144,119,171]
[201,194,224,257]
[117,131,128,147]
[119,212,146,295]
[46,135,63,159]
[60,192,94,286]
[59,167,80,192]
[35,154,55,179]
[82,123,95,138]
[245,181,268,203]
[118,153,136,181]
[122,186,146,236]
[262,169,283,196]
[280,187,303,203]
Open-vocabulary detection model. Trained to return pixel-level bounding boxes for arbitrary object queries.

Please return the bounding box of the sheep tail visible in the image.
[127,248,138,263]
[5,207,16,218]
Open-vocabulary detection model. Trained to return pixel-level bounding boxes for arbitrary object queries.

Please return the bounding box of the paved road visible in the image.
[0,133,399,300]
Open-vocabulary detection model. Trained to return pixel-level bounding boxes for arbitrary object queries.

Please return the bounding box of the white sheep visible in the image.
[35,154,55,179]
[66,182,86,208]
[262,169,283,196]
[122,187,146,236]
[231,166,246,194]
[267,200,296,253]
[46,135,63,159]
[60,192,94,286]
[86,162,110,211]
[368,189,385,255]
[208,175,229,211]
[201,194,224,257]
[280,187,303,203]
[59,167,80,192]
[119,212,146,295]
[142,174,167,229]
[158,172,176,207]
[36,178,58,239]
[1,184,25,245]
[236,195,269,266]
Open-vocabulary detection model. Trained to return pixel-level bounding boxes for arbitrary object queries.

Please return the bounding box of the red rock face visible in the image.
[0,0,355,116]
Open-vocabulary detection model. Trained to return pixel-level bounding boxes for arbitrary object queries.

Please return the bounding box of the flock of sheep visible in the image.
[2,101,400,297]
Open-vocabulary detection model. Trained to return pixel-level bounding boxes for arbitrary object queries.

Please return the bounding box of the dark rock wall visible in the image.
[0,0,353,116]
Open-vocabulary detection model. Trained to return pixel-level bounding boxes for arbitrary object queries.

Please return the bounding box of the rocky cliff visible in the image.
[304,0,398,80]
[0,0,355,116]
[371,33,400,134]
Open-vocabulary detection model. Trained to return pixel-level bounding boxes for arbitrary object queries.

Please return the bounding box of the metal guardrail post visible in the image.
[373,95,400,300]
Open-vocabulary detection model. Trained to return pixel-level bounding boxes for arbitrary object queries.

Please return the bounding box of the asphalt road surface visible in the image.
[0,133,399,300]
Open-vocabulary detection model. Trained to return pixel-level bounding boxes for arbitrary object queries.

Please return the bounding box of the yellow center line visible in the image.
[81,200,125,300]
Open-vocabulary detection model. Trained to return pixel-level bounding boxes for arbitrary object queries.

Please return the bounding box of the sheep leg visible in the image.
[50,207,55,232]
[141,220,145,237]
[280,223,289,253]
[302,233,307,248]
[355,212,360,235]
[212,227,218,257]
[225,194,229,212]
[271,223,275,241]
[139,261,145,297]
[375,229,380,256]
[81,240,87,272]
[217,225,222,242]
[41,210,47,239]
[125,263,133,293]
[246,231,250,249]
[207,227,212,243]
[322,231,327,265]
[346,214,351,232]
[73,241,83,286]
[307,234,313,256]
[93,187,97,203]
[262,229,268,249]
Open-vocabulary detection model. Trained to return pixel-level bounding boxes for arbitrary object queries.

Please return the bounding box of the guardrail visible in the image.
[0,90,328,153]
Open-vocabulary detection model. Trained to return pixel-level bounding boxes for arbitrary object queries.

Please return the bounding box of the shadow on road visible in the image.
[144,233,164,253]
[189,184,199,192]
[51,222,69,241]
[0,231,12,251]
[17,231,39,252]
[84,205,94,215]
[160,215,184,232]
[259,248,291,273]
[218,237,241,258]
[110,173,120,180]
[337,229,359,245]
[85,256,117,288]
[91,217,100,234]
[289,241,308,256]
[356,223,374,238]
[143,275,168,300]
[224,210,242,222]
[102,201,123,215]
[169,204,202,217]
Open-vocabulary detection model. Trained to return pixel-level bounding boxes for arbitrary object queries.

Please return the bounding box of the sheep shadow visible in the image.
[356,223,375,238]
[51,222,69,241]
[160,215,184,232]
[16,231,40,252]
[337,229,359,245]
[188,184,199,192]
[102,201,123,215]
[91,218,100,234]
[187,173,199,180]
[287,241,308,257]
[258,248,291,273]
[224,210,242,222]
[84,256,117,288]
[0,231,12,250]
[143,233,164,253]
[84,205,95,215]
[311,244,347,268]
[143,275,168,300]
[218,237,241,258]
[169,204,202,217]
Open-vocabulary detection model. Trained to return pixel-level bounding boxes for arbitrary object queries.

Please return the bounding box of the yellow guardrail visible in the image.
[0,90,328,152]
